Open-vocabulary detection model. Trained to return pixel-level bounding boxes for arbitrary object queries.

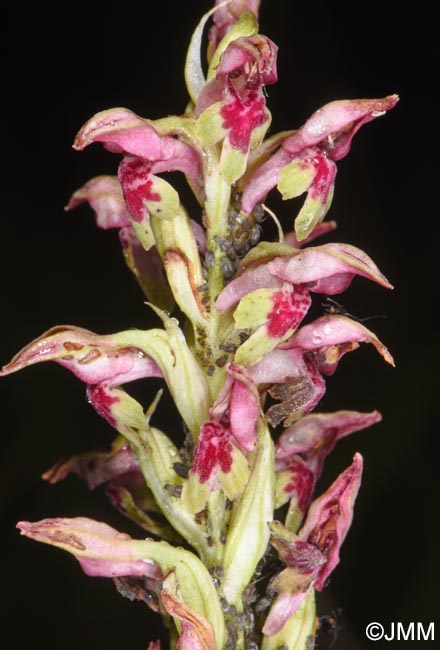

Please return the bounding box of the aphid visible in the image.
[173,461,189,479]
[219,341,238,353]
[214,234,237,260]
[207,364,215,376]
[221,256,235,279]
[164,483,182,498]
[228,208,239,224]
[249,224,262,246]
[205,249,215,268]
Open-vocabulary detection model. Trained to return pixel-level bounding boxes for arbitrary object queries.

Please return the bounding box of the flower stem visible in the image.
[204,147,232,397]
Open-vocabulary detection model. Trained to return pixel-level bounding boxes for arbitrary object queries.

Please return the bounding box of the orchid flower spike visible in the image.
[2,0,397,648]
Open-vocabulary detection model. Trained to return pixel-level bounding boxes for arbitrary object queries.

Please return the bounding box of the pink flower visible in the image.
[275,409,382,481]
[263,454,363,635]
[182,364,259,511]
[17,517,162,579]
[73,108,202,194]
[208,0,261,57]
[0,325,161,387]
[246,315,392,427]
[216,241,392,313]
[240,95,398,239]
[299,453,363,590]
[196,33,278,173]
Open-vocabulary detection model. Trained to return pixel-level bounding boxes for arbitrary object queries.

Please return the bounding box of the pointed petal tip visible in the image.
[369,409,383,423]
[384,93,400,109]
[353,450,363,465]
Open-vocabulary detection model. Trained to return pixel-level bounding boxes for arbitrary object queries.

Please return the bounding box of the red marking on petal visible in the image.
[88,384,119,427]
[283,457,315,514]
[306,150,336,203]
[192,422,233,483]
[220,94,267,153]
[119,158,160,222]
[267,286,311,338]
[307,500,340,557]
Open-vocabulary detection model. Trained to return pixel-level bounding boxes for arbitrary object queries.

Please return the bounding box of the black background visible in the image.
[1,2,435,649]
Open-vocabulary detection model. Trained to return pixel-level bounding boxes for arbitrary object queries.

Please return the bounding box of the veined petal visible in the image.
[275,410,382,480]
[17,517,162,579]
[284,95,399,161]
[0,325,162,386]
[283,314,394,367]
[267,242,393,293]
[298,453,363,590]
[106,319,210,440]
[65,175,130,229]
[74,107,202,192]
[74,107,172,157]
[1,322,210,440]
[240,95,398,214]
[18,518,225,648]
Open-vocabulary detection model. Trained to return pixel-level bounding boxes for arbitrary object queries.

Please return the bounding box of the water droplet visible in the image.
[312,334,322,345]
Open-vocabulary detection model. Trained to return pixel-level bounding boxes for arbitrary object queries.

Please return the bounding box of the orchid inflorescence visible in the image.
[2,1,397,648]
